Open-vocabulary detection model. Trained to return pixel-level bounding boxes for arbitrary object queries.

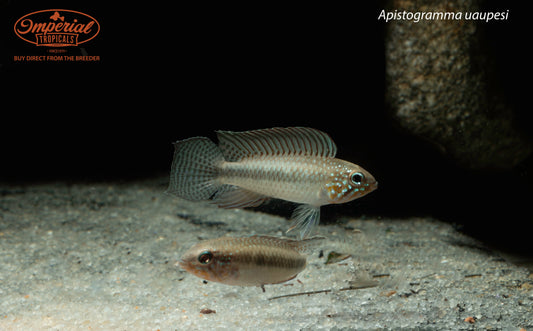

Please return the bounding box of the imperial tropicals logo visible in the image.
[14,9,100,47]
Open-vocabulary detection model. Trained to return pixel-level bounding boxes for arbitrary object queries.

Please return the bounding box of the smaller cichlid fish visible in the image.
[167,127,378,239]
[178,235,324,291]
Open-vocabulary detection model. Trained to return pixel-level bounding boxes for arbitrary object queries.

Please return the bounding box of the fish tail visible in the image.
[166,137,224,201]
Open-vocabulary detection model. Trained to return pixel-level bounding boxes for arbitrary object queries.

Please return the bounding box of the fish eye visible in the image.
[350,172,364,185]
[198,251,213,264]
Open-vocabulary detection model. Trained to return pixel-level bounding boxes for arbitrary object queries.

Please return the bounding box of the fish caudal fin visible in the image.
[167,137,224,201]
[287,204,321,239]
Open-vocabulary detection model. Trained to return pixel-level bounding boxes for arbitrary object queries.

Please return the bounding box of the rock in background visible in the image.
[384,0,531,169]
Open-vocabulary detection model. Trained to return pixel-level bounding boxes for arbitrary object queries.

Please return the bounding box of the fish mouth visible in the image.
[369,181,378,193]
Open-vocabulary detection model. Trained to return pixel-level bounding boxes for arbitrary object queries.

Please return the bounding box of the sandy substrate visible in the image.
[0,179,531,330]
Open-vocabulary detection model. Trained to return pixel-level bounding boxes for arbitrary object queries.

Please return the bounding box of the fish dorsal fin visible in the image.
[250,235,326,253]
[216,127,337,161]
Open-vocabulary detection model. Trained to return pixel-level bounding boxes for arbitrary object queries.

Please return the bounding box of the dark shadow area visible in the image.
[1,2,531,258]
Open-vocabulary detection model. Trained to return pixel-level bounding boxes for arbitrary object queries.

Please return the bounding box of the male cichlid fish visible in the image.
[178,235,324,291]
[167,127,377,238]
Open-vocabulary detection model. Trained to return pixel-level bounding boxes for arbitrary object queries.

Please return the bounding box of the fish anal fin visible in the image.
[270,273,298,285]
[216,127,337,161]
[211,185,268,209]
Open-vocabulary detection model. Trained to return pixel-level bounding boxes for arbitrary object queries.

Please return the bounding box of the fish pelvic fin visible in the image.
[166,137,224,201]
[287,204,321,239]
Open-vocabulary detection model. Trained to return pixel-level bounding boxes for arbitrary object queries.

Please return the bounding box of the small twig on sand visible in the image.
[268,282,378,301]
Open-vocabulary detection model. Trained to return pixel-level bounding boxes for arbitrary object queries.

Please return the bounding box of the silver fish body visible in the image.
[167,127,377,238]
[178,235,324,289]
[220,155,372,205]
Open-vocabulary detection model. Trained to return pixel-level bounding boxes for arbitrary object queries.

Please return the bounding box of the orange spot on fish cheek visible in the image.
[195,269,214,281]
[185,262,240,284]
[325,183,350,202]
[185,264,217,281]
[324,182,368,204]
[179,261,214,280]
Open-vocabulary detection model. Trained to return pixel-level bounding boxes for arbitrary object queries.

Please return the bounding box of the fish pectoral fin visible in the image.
[287,204,321,239]
[211,185,268,209]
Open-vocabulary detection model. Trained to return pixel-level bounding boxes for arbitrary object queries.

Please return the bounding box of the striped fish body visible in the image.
[220,155,360,206]
[178,235,324,288]
[167,127,377,238]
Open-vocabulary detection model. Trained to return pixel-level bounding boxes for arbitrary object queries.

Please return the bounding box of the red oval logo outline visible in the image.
[14,9,100,47]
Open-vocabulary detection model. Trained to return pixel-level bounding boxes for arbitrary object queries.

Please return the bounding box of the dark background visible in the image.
[1,2,531,256]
